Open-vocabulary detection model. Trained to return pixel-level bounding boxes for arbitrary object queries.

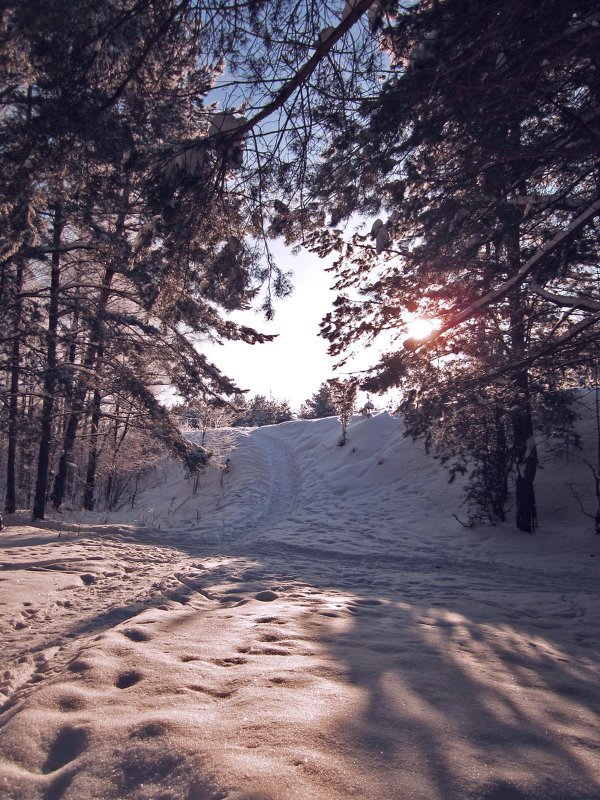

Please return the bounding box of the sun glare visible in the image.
[405,317,439,341]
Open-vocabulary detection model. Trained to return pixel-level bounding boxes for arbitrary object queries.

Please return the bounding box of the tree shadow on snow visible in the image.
[291,560,600,800]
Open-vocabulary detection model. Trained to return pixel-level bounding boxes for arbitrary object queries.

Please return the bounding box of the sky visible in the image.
[201,239,376,410]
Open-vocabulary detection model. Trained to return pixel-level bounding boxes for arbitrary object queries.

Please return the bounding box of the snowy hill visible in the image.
[128,411,464,554]
[1,409,599,800]
[99,404,600,561]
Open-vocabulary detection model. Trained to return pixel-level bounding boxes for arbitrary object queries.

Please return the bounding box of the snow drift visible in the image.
[1,407,599,799]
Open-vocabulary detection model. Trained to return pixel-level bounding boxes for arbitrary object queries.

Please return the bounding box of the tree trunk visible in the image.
[513,401,537,533]
[51,266,114,510]
[5,260,24,514]
[51,186,129,511]
[503,128,537,533]
[51,402,82,509]
[510,325,537,533]
[33,205,62,520]
[491,406,508,521]
[6,89,32,514]
[83,385,102,511]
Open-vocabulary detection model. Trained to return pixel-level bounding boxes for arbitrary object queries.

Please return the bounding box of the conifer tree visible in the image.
[303,0,600,530]
[232,395,293,428]
[1,0,387,516]
[299,382,338,419]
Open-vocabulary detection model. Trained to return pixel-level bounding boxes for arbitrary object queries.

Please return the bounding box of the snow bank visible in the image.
[1,408,599,799]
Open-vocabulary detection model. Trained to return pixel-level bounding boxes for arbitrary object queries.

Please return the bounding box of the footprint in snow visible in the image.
[121,627,153,642]
[115,670,144,689]
[212,657,248,667]
[254,590,279,602]
[42,725,88,773]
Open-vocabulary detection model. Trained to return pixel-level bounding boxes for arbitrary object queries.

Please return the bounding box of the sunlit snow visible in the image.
[1,406,599,799]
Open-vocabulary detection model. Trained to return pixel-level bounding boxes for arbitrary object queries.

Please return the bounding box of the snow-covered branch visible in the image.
[529,280,600,313]
[25,240,97,256]
[204,0,377,144]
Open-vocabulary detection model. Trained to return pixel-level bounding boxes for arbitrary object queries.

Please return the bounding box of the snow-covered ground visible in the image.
[1,405,600,800]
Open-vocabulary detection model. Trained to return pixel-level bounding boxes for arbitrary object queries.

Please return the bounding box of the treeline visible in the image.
[2,1,599,531]
[177,395,293,432]
[0,1,381,518]
[176,381,354,432]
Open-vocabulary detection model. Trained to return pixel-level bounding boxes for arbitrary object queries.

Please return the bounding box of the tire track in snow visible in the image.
[189,427,302,544]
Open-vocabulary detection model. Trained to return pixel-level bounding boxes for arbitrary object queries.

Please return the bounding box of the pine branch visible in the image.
[529,280,600,313]
[204,0,377,143]
[420,198,600,350]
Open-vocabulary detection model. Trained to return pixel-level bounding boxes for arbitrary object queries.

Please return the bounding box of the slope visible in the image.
[0,408,599,800]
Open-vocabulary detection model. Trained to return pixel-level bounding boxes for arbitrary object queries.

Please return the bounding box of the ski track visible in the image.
[174,427,302,545]
[219,428,302,544]
[1,414,600,800]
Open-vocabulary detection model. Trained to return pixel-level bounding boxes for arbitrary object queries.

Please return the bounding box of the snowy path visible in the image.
[218,428,302,543]
[1,413,600,800]
[167,427,303,545]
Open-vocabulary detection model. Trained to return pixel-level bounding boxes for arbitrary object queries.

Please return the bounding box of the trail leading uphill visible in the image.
[1,411,600,800]
[186,426,303,545]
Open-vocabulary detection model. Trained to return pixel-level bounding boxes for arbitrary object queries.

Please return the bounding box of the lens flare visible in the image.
[405,317,438,341]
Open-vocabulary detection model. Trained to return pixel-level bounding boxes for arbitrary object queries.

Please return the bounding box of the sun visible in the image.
[405,317,439,341]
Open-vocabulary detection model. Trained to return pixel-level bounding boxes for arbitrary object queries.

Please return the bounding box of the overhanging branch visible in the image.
[419,197,600,350]
[206,0,377,143]
[529,280,600,313]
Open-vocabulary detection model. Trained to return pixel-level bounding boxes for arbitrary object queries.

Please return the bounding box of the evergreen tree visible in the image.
[299,382,338,419]
[0,0,387,517]
[303,0,600,530]
[232,395,293,428]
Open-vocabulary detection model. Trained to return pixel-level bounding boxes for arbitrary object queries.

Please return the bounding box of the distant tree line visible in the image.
[176,381,354,430]
[177,394,293,430]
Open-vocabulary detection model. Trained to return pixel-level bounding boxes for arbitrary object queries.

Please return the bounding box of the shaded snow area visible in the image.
[1,407,600,800]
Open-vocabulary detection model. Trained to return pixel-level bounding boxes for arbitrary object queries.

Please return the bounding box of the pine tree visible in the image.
[303,0,600,530]
[0,0,276,515]
[232,395,293,427]
[0,0,406,516]
[299,382,338,419]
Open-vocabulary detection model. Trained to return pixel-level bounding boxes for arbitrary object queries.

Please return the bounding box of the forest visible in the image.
[1,0,599,532]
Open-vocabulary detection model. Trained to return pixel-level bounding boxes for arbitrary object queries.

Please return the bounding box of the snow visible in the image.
[367,2,381,30]
[408,40,435,69]
[370,218,383,237]
[1,407,600,799]
[161,146,207,186]
[342,0,360,22]
[370,218,390,253]
[208,112,247,138]
[496,51,507,70]
[132,217,160,253]
[317,26,336,44]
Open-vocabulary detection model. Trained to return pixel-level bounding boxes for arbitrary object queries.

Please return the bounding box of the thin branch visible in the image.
[529,280,600,313]
[420,197,600,350]
[201,0,377,145]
